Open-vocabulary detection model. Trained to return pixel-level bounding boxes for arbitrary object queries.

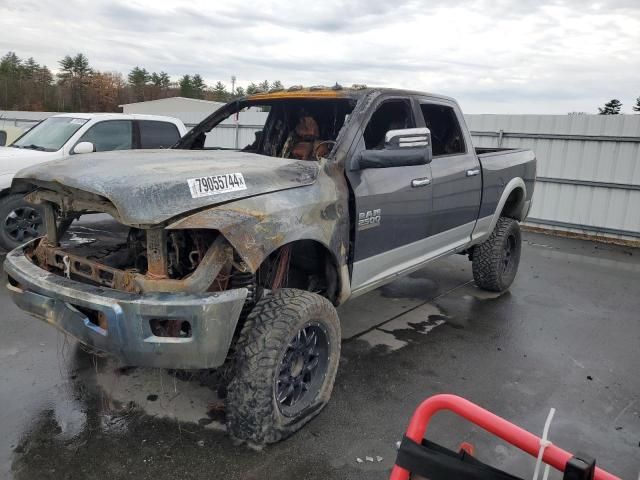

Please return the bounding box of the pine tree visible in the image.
[22,57,39,79]
[179,74,192,97]
[598,99,622,115]
[633,96,640,113]
[127,66,149,102]
[191,74,206,99]
[0,52,23,109]
[57,53,93,111]
[258,80,270,92]
[211,81,228,101]
[149,71,171,99]
[150,71,171,88]
[245,82,259,95]
[233,86,245,98]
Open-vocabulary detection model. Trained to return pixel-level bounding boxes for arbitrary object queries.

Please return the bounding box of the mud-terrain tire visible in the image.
[226,288,341,445]
[0,194,44,251]
[472,217,522,292]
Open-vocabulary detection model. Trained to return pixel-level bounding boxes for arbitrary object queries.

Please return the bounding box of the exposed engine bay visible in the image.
[23,210,336,337]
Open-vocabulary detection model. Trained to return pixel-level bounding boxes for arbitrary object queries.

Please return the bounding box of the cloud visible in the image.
[1,0,639,113]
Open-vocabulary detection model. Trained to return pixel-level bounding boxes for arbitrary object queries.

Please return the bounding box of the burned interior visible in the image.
[178,96,355,160]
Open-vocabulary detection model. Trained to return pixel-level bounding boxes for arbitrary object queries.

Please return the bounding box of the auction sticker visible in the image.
[187,173,247,198]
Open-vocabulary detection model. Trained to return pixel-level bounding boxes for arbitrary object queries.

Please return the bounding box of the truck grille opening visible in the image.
[149,319,192,338]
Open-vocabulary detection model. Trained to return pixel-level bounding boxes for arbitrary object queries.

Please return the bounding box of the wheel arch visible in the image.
[257,238,346,306]
[472,177,527,244]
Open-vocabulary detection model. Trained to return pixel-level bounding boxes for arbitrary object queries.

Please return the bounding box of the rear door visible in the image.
[346,96,433,291]
[417,99,481,242]
[136,120,181,149]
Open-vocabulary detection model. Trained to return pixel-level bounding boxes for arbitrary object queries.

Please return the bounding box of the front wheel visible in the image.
[225,289,341,446]
[472,217,522,292]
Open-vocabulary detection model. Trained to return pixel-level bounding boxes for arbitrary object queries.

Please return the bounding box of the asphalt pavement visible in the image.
[1,230,638,479]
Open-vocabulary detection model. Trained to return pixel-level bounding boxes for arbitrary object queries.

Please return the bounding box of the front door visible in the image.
[347,97,433,292]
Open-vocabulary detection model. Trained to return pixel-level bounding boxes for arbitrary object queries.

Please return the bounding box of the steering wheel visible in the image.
[314,141,336,160]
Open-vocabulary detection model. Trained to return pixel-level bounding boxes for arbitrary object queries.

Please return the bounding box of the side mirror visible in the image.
[73,141,95,154]
[385,127,431,151]
[356,127,432,169]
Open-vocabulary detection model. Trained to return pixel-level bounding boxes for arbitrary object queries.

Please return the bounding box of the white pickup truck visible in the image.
[0,113,187,250]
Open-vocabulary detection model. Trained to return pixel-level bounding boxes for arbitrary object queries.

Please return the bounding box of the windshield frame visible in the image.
[11,116,88,152]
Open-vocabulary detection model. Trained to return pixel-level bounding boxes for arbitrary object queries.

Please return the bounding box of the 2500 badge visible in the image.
[187,173,247,198]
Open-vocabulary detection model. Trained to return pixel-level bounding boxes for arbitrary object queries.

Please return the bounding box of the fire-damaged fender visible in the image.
[166,160,353,302]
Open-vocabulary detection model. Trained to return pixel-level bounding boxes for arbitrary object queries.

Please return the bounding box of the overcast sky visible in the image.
[1,0,639,113]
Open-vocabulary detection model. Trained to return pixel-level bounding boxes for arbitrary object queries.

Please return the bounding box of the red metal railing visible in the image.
[390,394,619,480]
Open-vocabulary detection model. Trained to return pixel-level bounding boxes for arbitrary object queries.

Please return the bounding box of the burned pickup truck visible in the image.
[4,87,535,445]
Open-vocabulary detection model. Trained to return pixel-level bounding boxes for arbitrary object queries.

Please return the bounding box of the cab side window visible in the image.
[363,100,415,150]
[138,121,180,149]
[78,120,133,152]
[419,104,465,156]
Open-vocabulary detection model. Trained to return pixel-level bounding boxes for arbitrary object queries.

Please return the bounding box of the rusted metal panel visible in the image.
[42,202,58,245]
[28,235,234,294]
[146,229,168,279]
[32,242,139,292]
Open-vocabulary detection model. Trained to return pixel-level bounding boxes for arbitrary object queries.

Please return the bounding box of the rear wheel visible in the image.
[225,288,340,445]
[472,217,522,292]
[0,194,44,251]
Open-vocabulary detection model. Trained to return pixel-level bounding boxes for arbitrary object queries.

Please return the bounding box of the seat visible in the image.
[285,116,321,160]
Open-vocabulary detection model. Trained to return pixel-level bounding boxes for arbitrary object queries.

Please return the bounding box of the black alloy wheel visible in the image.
[275,322,330,417]
[4,205,43,244]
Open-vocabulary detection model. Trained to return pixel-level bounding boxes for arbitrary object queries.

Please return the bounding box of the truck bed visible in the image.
[475,147,525,156]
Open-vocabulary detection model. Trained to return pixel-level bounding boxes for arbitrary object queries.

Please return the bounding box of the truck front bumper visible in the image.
[4,241,248,369]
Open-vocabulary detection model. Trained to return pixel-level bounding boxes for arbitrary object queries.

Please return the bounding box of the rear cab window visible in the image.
[138,121,180,149]
[418,103,465,156]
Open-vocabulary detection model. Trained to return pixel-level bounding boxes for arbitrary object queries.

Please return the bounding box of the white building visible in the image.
[119,97,225,127]
[121,96,269,148]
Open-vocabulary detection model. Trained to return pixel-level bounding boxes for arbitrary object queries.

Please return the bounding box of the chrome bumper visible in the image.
[4,241,247,369]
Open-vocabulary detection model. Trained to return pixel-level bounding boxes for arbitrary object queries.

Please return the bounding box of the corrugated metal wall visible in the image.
[202,110,268,149]
[465,114,640,242]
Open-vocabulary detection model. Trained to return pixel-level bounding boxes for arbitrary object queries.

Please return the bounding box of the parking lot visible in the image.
[1,228,638,479]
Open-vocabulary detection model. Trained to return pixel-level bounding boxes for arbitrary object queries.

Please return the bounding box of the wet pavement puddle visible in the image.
[95,365,227,431]
[357,303,447,351]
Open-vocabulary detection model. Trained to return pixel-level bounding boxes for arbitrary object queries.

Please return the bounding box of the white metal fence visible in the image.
[3,110,639,242]
[465,114,640,242]
[194,110,268,149]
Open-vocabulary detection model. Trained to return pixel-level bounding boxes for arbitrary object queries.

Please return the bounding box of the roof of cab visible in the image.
[245,86,456,103]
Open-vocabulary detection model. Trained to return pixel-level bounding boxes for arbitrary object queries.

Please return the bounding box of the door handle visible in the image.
[411,177,431,187]
[466,169,481,177]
